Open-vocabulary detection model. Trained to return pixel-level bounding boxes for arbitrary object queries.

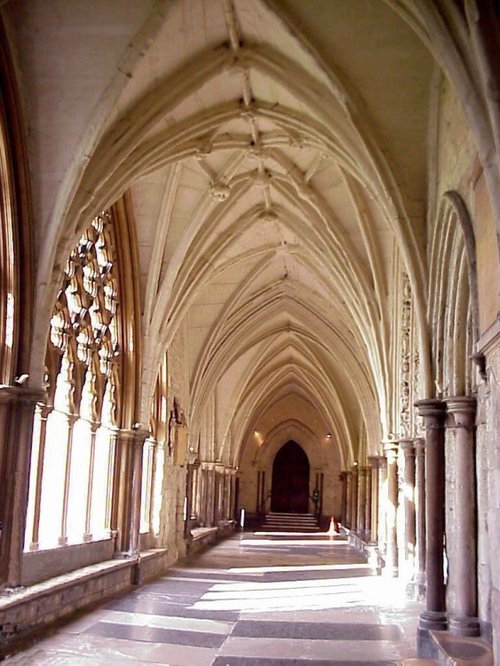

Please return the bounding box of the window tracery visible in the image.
[25,212,121,550]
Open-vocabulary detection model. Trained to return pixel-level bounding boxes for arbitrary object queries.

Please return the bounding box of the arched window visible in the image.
[25,212,121,550]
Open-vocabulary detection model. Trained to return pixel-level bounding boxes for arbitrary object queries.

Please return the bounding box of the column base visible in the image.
[418,610,448,631]
[382,564,399,578]
[449,615,480,637]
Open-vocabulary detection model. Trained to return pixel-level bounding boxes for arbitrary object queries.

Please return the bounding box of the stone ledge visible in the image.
[428,630,493,665]
[0,548,170,657]
[191,526,219,542]
[345,529,384,573]
[188,521,236,555]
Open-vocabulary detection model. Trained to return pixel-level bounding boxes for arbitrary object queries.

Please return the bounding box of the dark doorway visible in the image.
[271,440,310,513]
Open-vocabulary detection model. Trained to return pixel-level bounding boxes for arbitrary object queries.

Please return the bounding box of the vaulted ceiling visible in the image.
[11,0,436,465]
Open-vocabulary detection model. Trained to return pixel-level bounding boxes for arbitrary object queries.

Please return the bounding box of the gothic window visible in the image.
[25,212,121,550]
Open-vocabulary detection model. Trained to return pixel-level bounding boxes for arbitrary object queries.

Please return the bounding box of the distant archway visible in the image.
[271,440,310,513]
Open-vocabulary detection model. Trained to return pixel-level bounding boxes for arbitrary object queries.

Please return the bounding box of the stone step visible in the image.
[261,512,320,532]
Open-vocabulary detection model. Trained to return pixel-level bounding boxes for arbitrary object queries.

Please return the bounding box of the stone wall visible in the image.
[22,538,114,587]
[432,76,499,652]
[476,321,500,652]
[0,549,172,657]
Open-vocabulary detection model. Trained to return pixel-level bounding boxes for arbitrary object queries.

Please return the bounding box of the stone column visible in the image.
[415,399,447,637]
[59,413,78,545]
[0,386,44,587]
[184,463,195,539]
[350,464,358,531]
[400,439,416,568]
[384,442,399,576]
[412,437,426,598]
[28,403,51,550]
[357,466,367,535]
[445,396,480,636]
[345,471,352,527]
[339,471,348,525]
[365,466,372,540]
[111,426,149,555]
[83,423,99,542]
[377,455,387,553]
[207,467,216,526]
[368,457,380,542]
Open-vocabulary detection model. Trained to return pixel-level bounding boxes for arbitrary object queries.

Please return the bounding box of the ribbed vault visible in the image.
[19,0,441,468]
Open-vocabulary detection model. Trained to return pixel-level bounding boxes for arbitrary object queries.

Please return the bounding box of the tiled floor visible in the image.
[6,533,424,665]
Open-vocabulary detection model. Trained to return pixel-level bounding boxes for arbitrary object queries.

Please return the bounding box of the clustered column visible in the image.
[384,441,399,576]
[377,455,387,554]
[415,399,447,634]
[356,466,367,535]
[350,464,358,531]
[111,425,150,556]
[400,439,416,572]
[445,396,480,636]
[413,437,426,596]
[339,471,349,525]
[367,456,380,543]
[0,386,44,587]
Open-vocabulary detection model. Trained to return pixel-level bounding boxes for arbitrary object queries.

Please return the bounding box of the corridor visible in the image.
[6,534,423,665]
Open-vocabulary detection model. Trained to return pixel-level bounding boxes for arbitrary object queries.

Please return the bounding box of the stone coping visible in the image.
[0,548,167,610]
[191,527,218,541]
[430,630,493,665]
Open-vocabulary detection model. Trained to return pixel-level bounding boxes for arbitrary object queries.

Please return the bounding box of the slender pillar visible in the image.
[339,471,348,525]
[384,442,399,576]
[111,426,149,555]
[445,396,480,636]
[28,404,51,550]
[184,463,194,539]
[83,423,99,542]
[59,413,78,545]
[365,465,372,540]
[357,466,367,534]
[350,464,358,531]
[367,457,379,542]
[415,399,447,636]
[377,455,387,553]
[0,386,44,587]
[400,439,416,567]
[345,471,352,527]
[208,467,216,526]
[412,437,426,598]
[202,468,210,525]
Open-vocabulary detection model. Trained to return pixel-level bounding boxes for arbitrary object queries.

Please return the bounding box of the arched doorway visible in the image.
[271,441,310,513]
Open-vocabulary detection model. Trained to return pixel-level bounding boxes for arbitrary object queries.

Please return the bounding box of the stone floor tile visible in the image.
[5,533,423,665]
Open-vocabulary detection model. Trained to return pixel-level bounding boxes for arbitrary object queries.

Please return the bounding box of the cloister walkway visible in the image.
[7,533,424,665]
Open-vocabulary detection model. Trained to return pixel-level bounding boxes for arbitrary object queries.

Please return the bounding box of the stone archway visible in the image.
[271,440,310,513]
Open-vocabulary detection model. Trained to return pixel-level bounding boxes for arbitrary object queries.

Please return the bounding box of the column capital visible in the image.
[383,440,399,457]
[0,384,45,405]
[445,396,476,427]
[399,438,416,455]
[132,425,151,444]
[414,436,425,451]
[112,425,150,447]
[415,398,446,421]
